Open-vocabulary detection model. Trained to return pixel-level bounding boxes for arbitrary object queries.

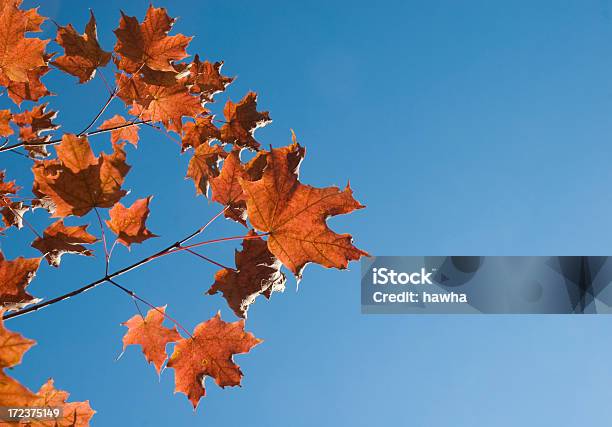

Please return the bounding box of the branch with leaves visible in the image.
[0,2,367,423]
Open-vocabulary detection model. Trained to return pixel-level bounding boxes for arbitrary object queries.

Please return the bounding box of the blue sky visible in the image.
[3,0,612,425]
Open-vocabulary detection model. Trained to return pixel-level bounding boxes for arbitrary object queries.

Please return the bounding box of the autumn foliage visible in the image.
[0,2,366,423]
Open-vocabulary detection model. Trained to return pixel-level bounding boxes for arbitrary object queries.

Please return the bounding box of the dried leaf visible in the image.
[186,143,226,197]
[240,136,369,277]
[114,6,191,73]
[6,63,51,106]
[1,200,28,230]
[0,252,41,311]
[0,109,13,137]
[184,55,233,103]
[121,306,181,374]
[0,309,35,368]
[181,116,219,151]
[32,134,130,217]
[106,197,157,247]
[31,219,98,267]
[98,114,139,146]
[0,0,48,84]
[14,103,59,158]
[208,231,285,318]
[167,313,261,409]
[116,72,204,133]
[220,92,271,150]
[0,376,96,427]
[53,11,112,83]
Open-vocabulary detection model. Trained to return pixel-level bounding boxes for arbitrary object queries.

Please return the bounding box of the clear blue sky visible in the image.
[3,0,612,425]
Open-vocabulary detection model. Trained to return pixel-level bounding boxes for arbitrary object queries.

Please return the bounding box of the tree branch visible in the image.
[0,120,151,154]
[2,207,231,321]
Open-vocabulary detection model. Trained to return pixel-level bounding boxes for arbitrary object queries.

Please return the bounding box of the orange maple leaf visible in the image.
[0,170,18,196]
[116,72,204,133]
[240,136,369,277]
[31,220,98,267]
[106,196,157,247]
[181,116,220,151]
[0,309,35,368]
[53,11,112,83]
[121,306,181,374]
[167,312,261,409]
[1,200,28,231]
[32,134,130,217]
[209,150,266,225]
[208,231,286,318]
[0,1,48,84]
[114,6,191,74]
[13,103,59,158]
[0,375,96,426]
[186,143,226,197]
[0,109,12,137]
[184,55,233,103]
[0,171,22,232]
[0,309,95,425]
[31,379,96,427]
[220,92,271,150]
[0,252,41,311]
[98,114,139,146]
[5,62,51,106]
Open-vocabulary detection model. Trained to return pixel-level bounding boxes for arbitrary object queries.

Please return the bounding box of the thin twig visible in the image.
[107,279,193,338]
[94,207,110,275]
[143,122,182,147]
[0,120,151,153]
[3,207,230,321]
[184,248,236,271]
[77,64,145,137]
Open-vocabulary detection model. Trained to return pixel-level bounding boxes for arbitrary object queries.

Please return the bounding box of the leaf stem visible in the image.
[184,248,236,271]
[107,278,193,338]
[94,207,110,275]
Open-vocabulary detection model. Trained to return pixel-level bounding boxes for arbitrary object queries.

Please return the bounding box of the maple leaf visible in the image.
[186,143,226,197]
[167,313,261,409]
[0,252,41,311]
[208,231,286,318]
[121,306,181,374]
[0,171,24,232]
[114,6,191,74]
[0,375,96,427]
[13,103,59,158]
[31,220,98,267]
[5,63,51,106]
[116,72,204,133]
[53,11,112,83]
[240,136,368,277]
[209,150,267,225]
[0,171,18,197]
[1,200,28,230]
[98,114,139,146]
[0,371,36,409]
[106,197,157,248]
[31,379,96,427]
[220,92,271,150]
[0,109,13,137]
[184,55,233,103]
[181,116,220,151]
[0,310,94,426]
[0,309,35,368]
[0,0,48,84]
[32,134,130,217]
